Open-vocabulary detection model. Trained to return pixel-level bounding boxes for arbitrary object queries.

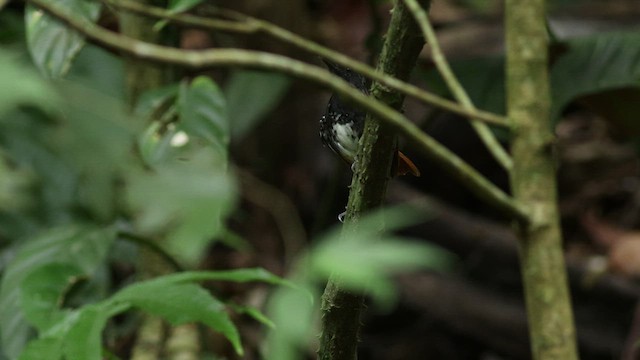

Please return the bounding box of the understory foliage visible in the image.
[0,2,451,359]
[1,0,640,359]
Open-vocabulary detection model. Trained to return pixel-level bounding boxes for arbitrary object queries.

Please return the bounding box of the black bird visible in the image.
[319,60,420,177]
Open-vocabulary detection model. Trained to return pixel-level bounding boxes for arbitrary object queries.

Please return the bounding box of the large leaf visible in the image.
[422,56,506,116]
[311,233,452,305]
[550,31,640,130]
[62,305,110,360]
[0,49,59,117]
[0,226,116,359]
[145,267,295,288]
[135,84,179,120]
[52,82,137,221]
[265,282,317,360]
[126,149,237,266]
[265,208,452,360]
[19,303,113,360]
[0,109,75,239]
[19,268,287,359]
[18,337,63,360]
[224,70,291,139]
[113,281,243,355]
[26,0,102,78]
[67,44,125,99]
[129,78,233,266]
[135,85,180,167]
[422,31,640,130]
[19,263,83,332]
[0,151,33,213]
[137,121,179,167]
[177,76,229,155]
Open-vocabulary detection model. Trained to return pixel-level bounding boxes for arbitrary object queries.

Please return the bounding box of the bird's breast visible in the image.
[331,122,359,163]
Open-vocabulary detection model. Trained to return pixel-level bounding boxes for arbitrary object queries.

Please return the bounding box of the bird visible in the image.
[319,59,420,177]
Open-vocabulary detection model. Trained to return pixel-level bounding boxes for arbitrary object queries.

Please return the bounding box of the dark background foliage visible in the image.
[1,0,640,359]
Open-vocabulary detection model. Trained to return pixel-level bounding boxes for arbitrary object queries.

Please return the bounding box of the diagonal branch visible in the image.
[319,4,431,359]
[402,0,513,170]
[102,0,509,127]
[25,0,528,223]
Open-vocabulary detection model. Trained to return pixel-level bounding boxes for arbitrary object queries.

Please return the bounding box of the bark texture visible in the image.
[318,1,429,359]
[505,0,579,358]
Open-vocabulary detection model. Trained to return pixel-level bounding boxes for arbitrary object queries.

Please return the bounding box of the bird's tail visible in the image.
[395,151,421,177]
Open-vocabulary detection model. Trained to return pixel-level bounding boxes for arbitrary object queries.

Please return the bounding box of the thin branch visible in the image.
[402,0,514,170]
[102,0,257,33]
[26,0,528,223]
[102,0,509,127]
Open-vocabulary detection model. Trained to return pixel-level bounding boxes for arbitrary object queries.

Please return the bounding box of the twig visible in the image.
[102,0,509,127]
[26,0,528,223]
[102,0,257,33]
[402,0,513,170]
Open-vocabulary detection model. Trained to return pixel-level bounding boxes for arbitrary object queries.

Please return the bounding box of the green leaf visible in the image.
[112,281,243,355]
[421,56,506,116]
[53,82,137,221]
[67,44,125,99]
[311,236,452,304]
[63,305,109,360]
[137,121,179,167]
[230,303,275,329]
[0,226,116,359]
[18,337,63,360]
[550,31,640,124]
[0,150,33,212]
[135,85,181,166]
[311,208,453,305]
[0,50,59,117]
[178,76,229,155]
[422,31,640,132]
[135,84,179,120]
[19,263,83,332]
[265,282,317,360]
[26,1,102,78]
[0,109,78,238]
[126,149,237,266]
[224,70,291,138]
[151,268,294,288]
